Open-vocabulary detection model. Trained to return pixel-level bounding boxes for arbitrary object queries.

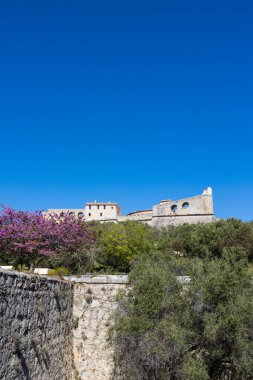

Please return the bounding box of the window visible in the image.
[104,205,106,209]
[182,202,189,209]
[171,205,178,212]
[100,213,103,217]
[69,212,74,216]
[97,205,99,210]
[89,205,91,210]
[111,206,114,209]
[78,212,84,218]
[88,213,91,216]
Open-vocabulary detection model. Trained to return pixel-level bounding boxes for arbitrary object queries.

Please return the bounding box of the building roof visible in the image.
[127,209,152,216]
[85,202,121,214]
[86,202,119,206]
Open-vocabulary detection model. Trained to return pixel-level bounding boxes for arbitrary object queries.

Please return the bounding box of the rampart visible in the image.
[0,269,73,380]
[69,275,128,380]
[45,187,215,227]
[0,270,128,380]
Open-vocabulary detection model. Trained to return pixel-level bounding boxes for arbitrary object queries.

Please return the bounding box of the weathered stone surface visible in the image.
[72,281,126,380]
[64,274,128,284]
[0,269,73,380]
[0,270,128,380]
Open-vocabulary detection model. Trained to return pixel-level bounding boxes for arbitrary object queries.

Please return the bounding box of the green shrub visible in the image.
[95,221,157,272]
[15,264,29,272]
[111,248,253,379]
[48,267,70,277]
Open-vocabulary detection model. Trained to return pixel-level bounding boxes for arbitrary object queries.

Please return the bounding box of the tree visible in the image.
[0,207,95,272]
[48,211,96,273]
[185,248,253,379]
[111,248,253,379]
[157,219,253,260]
[95,221,156,272]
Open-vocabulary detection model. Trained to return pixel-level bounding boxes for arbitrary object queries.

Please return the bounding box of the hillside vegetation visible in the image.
[99,218,253,380]
[1,208,253,379]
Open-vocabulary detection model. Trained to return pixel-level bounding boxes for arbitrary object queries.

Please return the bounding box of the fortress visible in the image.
[1,188,215,380]
[46,187,215,227]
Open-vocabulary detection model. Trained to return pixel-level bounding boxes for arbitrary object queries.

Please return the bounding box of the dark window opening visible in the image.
[104,205,106,209]
[171,205,178,212]
[97,205,99,209]
[100,213,103,217]
[182,202,189,209]
[88,213,91,216]
[78,212,84,217]
[89,205,91,209]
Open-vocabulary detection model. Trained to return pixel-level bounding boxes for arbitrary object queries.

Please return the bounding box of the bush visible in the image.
[111,248,253,379]
[95,221,156,272]
[158,219,253,260]
[48,267,70,277]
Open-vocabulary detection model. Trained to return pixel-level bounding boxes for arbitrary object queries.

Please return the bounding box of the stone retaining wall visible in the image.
[0,269,74,380]
[0,270,128,380]
[70,275,128,380]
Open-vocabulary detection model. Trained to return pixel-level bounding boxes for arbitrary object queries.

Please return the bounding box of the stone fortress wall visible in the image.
[0,269,73,380]
[0,269,127,380]
[151,187,215,227]
[70,275,128,380]
[46,187,215,227]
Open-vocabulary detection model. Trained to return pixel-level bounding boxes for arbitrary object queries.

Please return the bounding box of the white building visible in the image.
[47,202,121,223]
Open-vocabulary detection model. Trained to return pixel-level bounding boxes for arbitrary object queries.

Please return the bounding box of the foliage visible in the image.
[91,218,253,274]
[1,205,253,277]
[111,248,253,379]
[0,207,95,271]
[158,218,253,260]
[93,218,253,273]
[48,267,70,277]
[94,221,157,272]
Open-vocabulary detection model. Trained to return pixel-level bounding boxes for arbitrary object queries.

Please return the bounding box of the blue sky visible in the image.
[0,0,252,220]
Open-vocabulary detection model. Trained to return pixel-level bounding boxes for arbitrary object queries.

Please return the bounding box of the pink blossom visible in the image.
[0,207,96,270]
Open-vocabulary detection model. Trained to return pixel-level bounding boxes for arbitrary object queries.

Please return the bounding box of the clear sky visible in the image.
[0,0,252,220]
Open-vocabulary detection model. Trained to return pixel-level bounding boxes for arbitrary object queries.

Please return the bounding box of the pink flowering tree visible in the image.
[46,211,97,273]
[0,207,96,272]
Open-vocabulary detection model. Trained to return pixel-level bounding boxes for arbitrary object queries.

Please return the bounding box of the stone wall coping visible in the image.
[64,274,129,284]
[0,268,190,285]
[0,268,71,285]
[63,274,191,284]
